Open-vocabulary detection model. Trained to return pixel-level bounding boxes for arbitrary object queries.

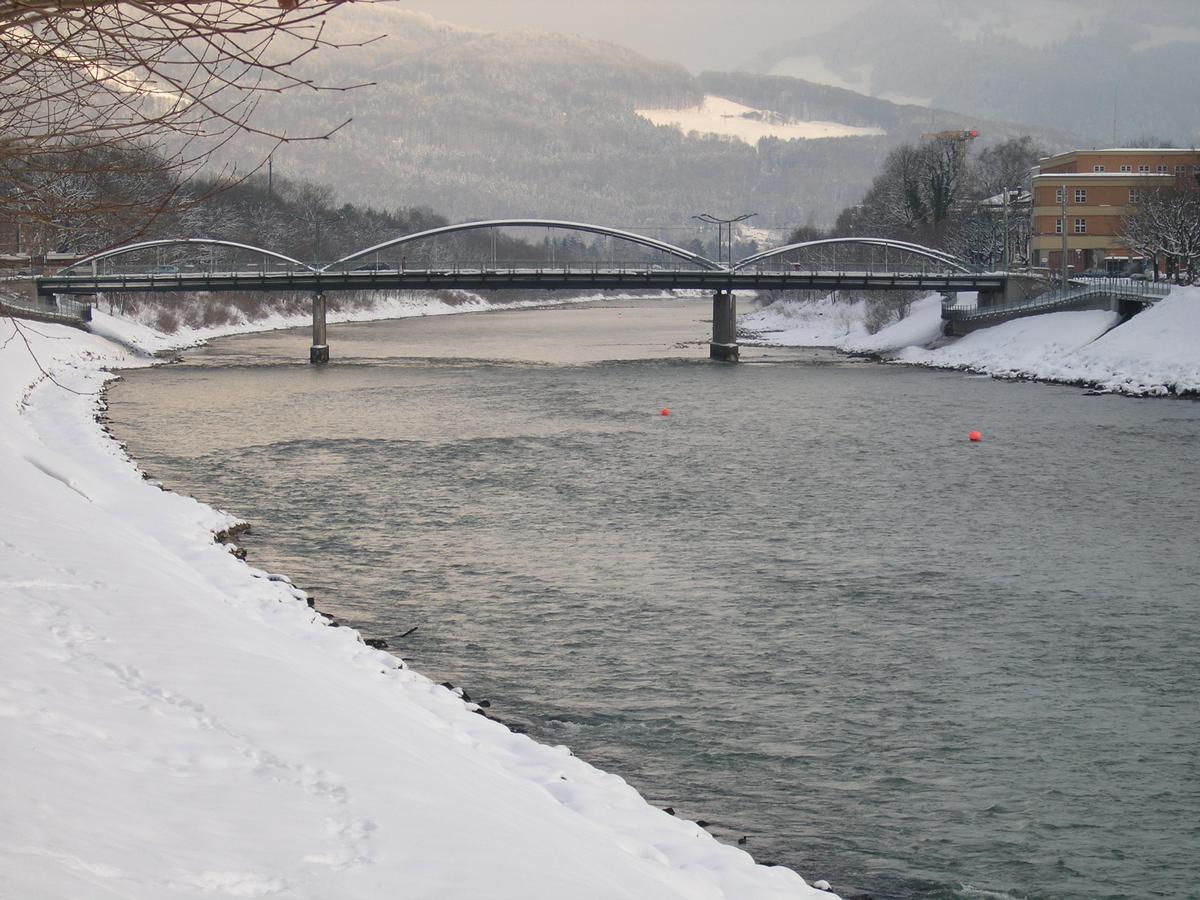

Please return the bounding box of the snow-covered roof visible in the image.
[1031,171,1181,180]
[1038,147,1200,161]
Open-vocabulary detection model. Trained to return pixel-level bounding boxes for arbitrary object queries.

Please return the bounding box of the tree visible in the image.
[0,0,368,234]
[840,139,969,245]
[970,136,1044,201]
[786,223,826,244]
[1120,178,1200,281]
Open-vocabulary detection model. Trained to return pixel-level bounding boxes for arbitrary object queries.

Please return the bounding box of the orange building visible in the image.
[1030,148,1200,274]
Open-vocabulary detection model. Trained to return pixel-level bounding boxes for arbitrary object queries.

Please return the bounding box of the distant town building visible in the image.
[1029,148,1200,275]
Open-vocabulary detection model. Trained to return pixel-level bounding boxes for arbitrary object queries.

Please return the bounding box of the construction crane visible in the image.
[919,129,979,143]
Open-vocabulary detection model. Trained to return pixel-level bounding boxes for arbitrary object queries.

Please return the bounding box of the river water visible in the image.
[106,298,1200,900]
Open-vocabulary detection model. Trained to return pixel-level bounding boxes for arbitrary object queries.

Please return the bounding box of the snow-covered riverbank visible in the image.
[742,287,1200,396]
[0,300,836,899]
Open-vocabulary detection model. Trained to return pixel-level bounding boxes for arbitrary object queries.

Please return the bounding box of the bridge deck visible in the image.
[37,267,1006,297]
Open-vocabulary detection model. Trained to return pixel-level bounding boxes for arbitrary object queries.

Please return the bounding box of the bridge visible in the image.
[28,219,1158,361]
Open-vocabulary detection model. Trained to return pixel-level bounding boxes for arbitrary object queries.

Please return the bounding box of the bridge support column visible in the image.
[710,290,738,362]
[310,291,329,364]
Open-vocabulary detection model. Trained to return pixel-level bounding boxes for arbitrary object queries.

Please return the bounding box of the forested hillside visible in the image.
[746,0,1200,143]
[234,8,1077,230]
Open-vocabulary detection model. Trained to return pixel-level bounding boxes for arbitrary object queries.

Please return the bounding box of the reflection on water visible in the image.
[108,299,1200,900]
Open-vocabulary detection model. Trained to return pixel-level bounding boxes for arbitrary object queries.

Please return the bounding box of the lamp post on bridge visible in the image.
[691,212,757,268]
[692,213,755,363]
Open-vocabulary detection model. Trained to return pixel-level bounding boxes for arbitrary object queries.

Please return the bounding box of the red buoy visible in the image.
[661,408,671,417]
[969,431,983,442]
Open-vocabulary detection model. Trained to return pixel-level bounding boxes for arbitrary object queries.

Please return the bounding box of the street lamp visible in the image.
[283,211,342,267]
[692,213,756,267]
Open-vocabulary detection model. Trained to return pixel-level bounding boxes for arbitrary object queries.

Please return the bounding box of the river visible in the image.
[106,297,1200,900]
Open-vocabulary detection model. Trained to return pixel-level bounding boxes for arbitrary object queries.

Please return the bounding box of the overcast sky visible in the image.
[390,1,1200,72]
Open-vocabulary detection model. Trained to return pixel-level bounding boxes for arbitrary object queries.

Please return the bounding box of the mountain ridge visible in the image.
[235,8,1085,231]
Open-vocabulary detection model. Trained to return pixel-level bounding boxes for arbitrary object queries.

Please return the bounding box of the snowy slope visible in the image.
[635,95,884,144]
[0,311,837,900]
[743,288,1200,396]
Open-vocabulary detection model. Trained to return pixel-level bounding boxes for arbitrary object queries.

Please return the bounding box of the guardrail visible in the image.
[37,266,1009,297]
[0,293,91,327]
[944,278,1170,322]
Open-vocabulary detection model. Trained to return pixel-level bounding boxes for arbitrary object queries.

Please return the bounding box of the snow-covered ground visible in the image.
[90,289,690,357]
[742,288,1200,396]
[0,298,839,899]
[635,95,884,145]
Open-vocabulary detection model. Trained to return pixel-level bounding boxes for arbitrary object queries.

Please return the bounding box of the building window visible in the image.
[1055,218,1063,234]
[1158,164,1169,173]
[1120,164,1132,172]
[1074,189,1087,203]
[1055,188,1064,203]
[1138,164,1150,172]
[1074,218,1087,234]
[1093,165,1106,172]
[1130,188,1142,203]
[1177,165,1188,175]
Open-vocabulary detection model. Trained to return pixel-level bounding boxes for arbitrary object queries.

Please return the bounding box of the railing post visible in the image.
[310,291,329,364]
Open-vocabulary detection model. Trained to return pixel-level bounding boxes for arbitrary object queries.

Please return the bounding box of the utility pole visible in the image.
[1060,184,1069,286]
[1002,188,1009,270]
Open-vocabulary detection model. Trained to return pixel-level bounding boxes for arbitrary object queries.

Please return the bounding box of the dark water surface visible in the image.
[107,299,1200,900]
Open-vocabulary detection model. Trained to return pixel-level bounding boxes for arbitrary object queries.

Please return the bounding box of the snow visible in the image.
[892,309,1122,379]
[741,293,874,346]
[0,301,838,900]
[89,289,687,357]
[635,95,884,145]
[742,287,1200,396]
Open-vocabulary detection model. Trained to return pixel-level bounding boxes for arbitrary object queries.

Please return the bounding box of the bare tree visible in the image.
[839,139,971,246]
[1120,177,1200,281]
[970,136,1044,201]
[0,0,372,235]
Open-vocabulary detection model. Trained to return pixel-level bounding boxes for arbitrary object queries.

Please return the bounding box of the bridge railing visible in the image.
[0,291,91,325]
[944,277,1170,321]
[738,261,994,277]
[78,260,316,277]
[317,260,724,275]
[69,259,725,278]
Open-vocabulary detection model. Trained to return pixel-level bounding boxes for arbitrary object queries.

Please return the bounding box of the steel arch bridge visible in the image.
[39,220,1006,363]
[61,238,315,276]
[732,237,973,273]
[321,219,726,273]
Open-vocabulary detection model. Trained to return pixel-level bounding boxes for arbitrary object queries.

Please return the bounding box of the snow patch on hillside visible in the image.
[636,95,885,144]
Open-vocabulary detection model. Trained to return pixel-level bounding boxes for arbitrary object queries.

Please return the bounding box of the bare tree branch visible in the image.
[0,0,375,234]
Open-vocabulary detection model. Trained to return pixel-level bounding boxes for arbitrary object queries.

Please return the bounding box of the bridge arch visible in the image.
[733,237,971,273]
[323,219,724,273]
[59,239,315,274]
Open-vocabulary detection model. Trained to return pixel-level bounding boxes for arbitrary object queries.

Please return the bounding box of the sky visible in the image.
[387,0,1200,72]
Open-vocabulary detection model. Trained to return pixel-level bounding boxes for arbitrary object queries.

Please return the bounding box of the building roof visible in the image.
[1030,171,1179,181]
[1038,147,1199,161]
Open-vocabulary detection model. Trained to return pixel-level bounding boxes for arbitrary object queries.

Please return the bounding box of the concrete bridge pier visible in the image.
[310,292,329,364]
[710,290,738,362]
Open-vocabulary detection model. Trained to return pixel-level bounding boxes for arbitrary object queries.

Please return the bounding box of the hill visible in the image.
[744,0,1200,145]
[239,8,1080,232]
